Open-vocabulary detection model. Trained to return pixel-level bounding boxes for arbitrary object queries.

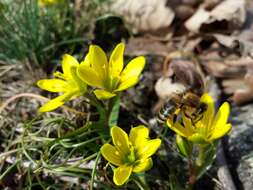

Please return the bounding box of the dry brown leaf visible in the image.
[125,37,172,56]
[185,7,210,33]
[231,64,253,105]
[212,34,253,57]
[203,59,247,78]
[185,0,246,33]
[222,78,247,94]
[111,0,175,33]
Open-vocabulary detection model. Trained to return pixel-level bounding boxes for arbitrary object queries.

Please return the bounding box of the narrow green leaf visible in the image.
[108,95,120,128]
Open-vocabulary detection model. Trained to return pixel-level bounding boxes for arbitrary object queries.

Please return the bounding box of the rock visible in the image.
[228,104,253,190]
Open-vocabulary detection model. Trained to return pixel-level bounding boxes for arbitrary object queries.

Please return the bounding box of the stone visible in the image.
[228,104,253,190]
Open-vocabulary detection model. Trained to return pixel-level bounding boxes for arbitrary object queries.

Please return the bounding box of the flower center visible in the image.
[125,146,136,164]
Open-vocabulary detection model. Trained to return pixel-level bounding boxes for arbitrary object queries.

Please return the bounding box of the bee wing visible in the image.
[169,59,205,96]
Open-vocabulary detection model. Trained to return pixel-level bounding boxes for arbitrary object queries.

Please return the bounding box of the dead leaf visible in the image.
[212,33,253,57]
[185,7,210,33]
[222,78,247,94]
[185,0,246,33]
[111,0,175,33]
[125,37,172,56]
[232,64,253,105]
[175,5,195,21]
[204,60,247,78]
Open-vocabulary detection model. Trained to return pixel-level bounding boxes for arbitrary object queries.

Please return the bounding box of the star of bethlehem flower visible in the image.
[37,54,86,112]
[101,126,161,186]
[77,43,146,100]
[167,93,232,143]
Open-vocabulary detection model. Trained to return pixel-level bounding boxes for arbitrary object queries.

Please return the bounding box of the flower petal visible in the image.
[113,165,132,186]
[62,54,79,79]
[77,65,103,87]
[133,158,153,173]
[37,79,67,92]
[88,45,107,79]
[39,92,73,112]
[200,93,215,128]
[182,114,195,134]
[100,144,124,166]
[137,139,161,159]
[94,89,116,100]
[69,66,87,93]
[111,126,130,156]
[129,125,149,152]
[120,56,145,82]
[115,76,139,92]
[212,102,230,130]
[166,120,193,138]
[109,43,125,77]
[209,124,232,141]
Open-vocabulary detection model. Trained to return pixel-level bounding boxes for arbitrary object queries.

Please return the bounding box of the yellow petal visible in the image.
[39,92,73,112]
[200,93,215,128]
[209,124,232,141]
[212,102,230,130]
[77,65,103,87]
[137,139,161,159]
[115,76,139,92]
[113,165,132,186]
[62,54,79,79]
[166,120,193,138]
[88,45,107,80]
[182,114,195,134]
[129,125,149,152]
[94,89,116,100]
[100,144,124,166]
[37,79,67,92]
[120,56,145,82]
[69,66,87,93]
[133,158,153,173]
[109,43,125,77]
[111,126,130,156]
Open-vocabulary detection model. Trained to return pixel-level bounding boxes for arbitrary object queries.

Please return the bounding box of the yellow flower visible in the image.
[77,43,146,100]
[167,93,232,143]
[101,126,161,186]
[37,54,86,112]
[38,0,58,6]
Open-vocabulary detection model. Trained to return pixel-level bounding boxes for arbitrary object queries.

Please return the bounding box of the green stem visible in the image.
[134,173,150,190]
[187,145,206,189]
[196,145,206,167]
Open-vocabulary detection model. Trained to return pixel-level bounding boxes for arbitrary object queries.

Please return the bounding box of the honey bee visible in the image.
[157,59,207,124]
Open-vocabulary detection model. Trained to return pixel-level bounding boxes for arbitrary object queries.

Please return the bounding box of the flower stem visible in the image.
[196,145,206,167]
[187,145,206,189]
[187,157,196,190]
[134,174,150,190]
